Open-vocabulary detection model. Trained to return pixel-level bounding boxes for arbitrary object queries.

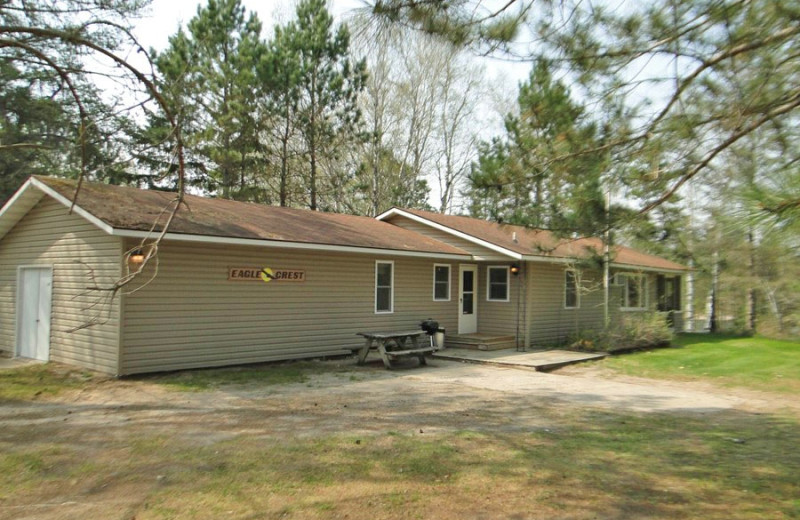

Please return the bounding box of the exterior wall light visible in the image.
[129,249,145,265]
[510,264,521,275]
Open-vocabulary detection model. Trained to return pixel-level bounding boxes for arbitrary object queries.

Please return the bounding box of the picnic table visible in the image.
[354,330,436,369]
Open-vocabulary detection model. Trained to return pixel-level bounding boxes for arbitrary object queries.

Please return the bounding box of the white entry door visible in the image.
[458,264,478,334]
[17,267,53,361]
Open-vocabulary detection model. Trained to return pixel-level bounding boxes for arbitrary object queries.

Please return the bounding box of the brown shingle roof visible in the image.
[397,208,687,272]
[33,177,470,257]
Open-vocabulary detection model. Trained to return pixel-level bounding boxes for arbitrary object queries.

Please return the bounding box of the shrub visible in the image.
[568,312,674,353]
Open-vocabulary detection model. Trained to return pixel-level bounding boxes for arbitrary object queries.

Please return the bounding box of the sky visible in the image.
[135,0,380,53]
[132,0,528,85]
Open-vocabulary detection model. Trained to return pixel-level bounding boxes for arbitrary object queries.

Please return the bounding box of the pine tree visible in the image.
[281,0,367,210]
[149,0,266,200]
[467,60,606,234]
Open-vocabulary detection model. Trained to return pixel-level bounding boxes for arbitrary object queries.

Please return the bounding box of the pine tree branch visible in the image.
[640,90,800,214]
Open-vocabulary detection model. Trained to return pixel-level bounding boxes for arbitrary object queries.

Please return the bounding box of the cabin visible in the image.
[0,176,686,375]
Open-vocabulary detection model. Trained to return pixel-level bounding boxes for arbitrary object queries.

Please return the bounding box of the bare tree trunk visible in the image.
[280,114,291,207]
[603,190,610,328]
[710,247,720,332]
[309,70,318,211]
[685,256,695,332]
[746,228,757,332]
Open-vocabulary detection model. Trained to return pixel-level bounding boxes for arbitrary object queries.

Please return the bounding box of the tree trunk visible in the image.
[280,110,290,207]
[710,248,719,332]
[746,229,757,332]
[309,69,317,211]
[685,256,695,332]
[603,190,610,328]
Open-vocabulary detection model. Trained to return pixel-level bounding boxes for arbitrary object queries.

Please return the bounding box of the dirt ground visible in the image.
[1,357,797,519]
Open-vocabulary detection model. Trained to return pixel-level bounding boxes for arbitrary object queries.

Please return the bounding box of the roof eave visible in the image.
[611,263,688,274]
[519,254,687,273]
[111,228,472,259]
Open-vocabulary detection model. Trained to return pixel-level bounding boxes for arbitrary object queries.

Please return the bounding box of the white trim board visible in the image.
[111,228,470,260]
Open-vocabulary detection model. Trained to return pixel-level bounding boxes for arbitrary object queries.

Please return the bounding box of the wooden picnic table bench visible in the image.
[354,330,435,369]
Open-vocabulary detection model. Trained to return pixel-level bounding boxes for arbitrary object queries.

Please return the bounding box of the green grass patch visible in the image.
[5,409,797,519]
[601,333,800,393]
[146,360,352,391]
[0,364,96,400]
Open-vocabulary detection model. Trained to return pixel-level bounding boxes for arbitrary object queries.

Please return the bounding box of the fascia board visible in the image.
[522,254,687,273]
[377,208,521,260]
[521,255,576,265]
[0,179,45,240]
[610,263,688,274]
[112,228,471,260]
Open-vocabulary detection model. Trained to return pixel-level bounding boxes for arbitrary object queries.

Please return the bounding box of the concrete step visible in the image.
[445,334,517,351]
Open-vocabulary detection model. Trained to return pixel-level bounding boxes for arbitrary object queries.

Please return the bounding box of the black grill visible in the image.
[419,319,439,335]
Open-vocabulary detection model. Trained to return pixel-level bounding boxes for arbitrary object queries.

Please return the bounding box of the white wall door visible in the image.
[17,267,53,361]
[458,264,478,334]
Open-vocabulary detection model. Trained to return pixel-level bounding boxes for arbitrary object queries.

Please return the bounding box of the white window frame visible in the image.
[432,263,451,301]
[617,273,648,311]
[564,269,580,309]
[375,260,394,314]
[486,266,510,302]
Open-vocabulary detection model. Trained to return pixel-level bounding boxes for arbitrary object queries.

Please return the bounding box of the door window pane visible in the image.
[462,293,473,314]
[463,270,473,292]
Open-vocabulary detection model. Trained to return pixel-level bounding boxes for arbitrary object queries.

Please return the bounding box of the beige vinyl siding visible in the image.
[0,198,122,373]
[386,216,509,261]
[476,263,523,337]
[525,262,621,345]
[120,240,459,374]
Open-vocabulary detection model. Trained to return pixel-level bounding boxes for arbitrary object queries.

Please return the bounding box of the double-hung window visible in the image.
[375,261,394,313]
[433,264,450,301]
[486,266,510,302]
[618,273,647,310]
[564,270,579,309]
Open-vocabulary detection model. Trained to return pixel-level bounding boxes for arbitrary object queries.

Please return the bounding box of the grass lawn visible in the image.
[1,358,799,519]
[600,334,800,393]
[0,363,97,400]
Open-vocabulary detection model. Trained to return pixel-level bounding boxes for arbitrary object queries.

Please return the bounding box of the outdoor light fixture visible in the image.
[129,248,145,265]
[510,264,520,275]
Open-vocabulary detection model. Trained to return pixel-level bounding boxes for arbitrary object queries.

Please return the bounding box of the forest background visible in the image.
[1,0,798,337]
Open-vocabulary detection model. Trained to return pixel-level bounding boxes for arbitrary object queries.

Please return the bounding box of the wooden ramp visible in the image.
[445,333,517,351]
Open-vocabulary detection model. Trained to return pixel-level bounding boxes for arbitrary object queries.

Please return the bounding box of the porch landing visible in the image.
[432,347,607,372]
